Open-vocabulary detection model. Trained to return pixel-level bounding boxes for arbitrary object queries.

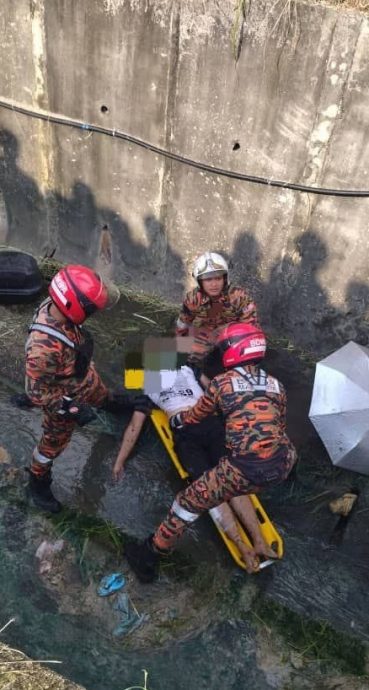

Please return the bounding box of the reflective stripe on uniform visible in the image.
[29,324,76,349]
[176,318,188,330]
[172,499,199,522]
[33,447,53,465]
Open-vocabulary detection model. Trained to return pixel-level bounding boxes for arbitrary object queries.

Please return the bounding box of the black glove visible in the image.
[57,396,96,427]
[169,412,184,431]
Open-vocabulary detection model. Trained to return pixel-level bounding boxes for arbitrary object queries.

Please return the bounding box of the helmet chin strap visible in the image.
[49,301,69,323]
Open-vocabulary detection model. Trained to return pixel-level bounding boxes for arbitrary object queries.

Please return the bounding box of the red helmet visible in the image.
[216,322,266,367]
[49,265,108,324]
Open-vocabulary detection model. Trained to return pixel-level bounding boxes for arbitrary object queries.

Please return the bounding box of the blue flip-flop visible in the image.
[97,572,125,596]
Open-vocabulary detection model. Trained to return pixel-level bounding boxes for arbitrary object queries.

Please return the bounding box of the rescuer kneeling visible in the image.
[25,264,133,513]
[125,322,297,582]
[175,251,259,367]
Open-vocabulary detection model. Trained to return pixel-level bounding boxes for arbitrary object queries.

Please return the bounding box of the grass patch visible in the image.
[251,597,368,675]
[39,257,177,323]
[48,509,124,566]
[158,549,198,583]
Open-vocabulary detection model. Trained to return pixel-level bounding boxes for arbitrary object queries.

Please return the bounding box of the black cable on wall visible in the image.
[0,97,368,198]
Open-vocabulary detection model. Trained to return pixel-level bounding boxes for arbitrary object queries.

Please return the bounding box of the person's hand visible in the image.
[112,460,125,482]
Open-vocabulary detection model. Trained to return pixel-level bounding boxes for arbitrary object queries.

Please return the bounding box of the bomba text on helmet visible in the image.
[216,322,267,368]
[49,265,109,325]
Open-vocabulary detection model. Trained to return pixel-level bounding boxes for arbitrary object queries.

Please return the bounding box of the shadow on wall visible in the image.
[1,126,368,355]
[229,228,369,357]
[0,129,47,251]
[0,128,186,300]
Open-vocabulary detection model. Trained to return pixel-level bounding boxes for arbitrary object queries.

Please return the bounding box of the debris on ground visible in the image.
[112,592,149,637]
[35,539,65,575]
[329,492,359,517]
[97,572,125,596]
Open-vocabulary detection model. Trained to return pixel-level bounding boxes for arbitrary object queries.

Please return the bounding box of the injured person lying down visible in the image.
[113,339,276,574]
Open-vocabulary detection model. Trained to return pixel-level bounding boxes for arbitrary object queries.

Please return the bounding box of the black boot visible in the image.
[27,469,62,514]
[125,536,161,583]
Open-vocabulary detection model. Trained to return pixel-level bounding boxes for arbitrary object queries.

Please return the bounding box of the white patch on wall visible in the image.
[311,120,331,144]
[31,3,46,103]
[322,104,339,119]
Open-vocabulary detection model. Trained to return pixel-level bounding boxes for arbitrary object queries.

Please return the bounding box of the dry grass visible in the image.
[0,641,83,690]
[311,0,369,11]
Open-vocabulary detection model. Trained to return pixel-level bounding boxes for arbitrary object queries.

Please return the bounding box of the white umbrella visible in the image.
[309,341,369,475]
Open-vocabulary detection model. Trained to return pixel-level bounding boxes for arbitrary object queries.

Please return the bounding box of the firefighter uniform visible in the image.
[175,285,259,366]
[26,298,108,475]
[153,366,296,552]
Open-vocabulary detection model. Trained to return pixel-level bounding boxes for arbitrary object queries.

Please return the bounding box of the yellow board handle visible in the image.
[124,369,145,390]
[124,368,284,569]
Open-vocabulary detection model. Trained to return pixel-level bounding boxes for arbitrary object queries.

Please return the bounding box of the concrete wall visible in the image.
[0,0,369,353]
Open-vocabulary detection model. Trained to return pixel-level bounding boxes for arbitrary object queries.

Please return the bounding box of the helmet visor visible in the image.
[217,333,245,353]
[199,270,227,280]
[102,277,121,310]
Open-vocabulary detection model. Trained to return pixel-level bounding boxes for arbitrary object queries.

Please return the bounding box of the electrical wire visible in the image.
[0,96,368,198]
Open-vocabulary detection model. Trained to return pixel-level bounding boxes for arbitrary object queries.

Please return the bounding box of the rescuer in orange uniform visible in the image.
[25,264,142,513]
[125,322,297,582]
[175,252,259,367]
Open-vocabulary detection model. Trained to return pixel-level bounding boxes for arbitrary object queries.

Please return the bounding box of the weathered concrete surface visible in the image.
[0,0,369,353]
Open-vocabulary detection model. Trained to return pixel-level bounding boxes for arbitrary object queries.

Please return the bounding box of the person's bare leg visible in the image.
[230,495,278,559]
[209,503,259,573]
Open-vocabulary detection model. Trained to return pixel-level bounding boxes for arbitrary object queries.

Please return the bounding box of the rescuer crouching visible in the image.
[125,322,297,582]
[25,264,135,513]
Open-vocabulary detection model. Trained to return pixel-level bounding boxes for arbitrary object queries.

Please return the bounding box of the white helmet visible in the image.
[192,252,228,283]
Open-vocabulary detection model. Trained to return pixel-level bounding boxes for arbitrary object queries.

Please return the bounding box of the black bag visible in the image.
[0,250,43,303]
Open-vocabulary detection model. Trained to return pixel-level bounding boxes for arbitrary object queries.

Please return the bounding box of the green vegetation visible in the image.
[251,597,368,676]
[49,508,124,572]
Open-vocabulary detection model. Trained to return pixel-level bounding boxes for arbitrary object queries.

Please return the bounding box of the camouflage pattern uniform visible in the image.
[153,366,296,552]
[175,285,258,366]
[25,299,108,475]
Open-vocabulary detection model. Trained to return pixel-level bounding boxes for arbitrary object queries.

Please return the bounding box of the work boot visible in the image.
[27,469,62,514]
[124,535,161,583]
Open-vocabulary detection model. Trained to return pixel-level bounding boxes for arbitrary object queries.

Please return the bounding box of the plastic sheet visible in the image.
[112,592,149,637]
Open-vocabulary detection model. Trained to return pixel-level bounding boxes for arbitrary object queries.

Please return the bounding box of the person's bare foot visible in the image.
[253,538,279,560]
[237,542,260,573]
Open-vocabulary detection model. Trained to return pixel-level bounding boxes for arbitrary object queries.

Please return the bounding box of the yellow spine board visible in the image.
[124,369,283,570]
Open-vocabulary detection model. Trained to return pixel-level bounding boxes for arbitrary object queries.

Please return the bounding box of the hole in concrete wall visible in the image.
[232,142,240,151]
[100,105,109,114]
